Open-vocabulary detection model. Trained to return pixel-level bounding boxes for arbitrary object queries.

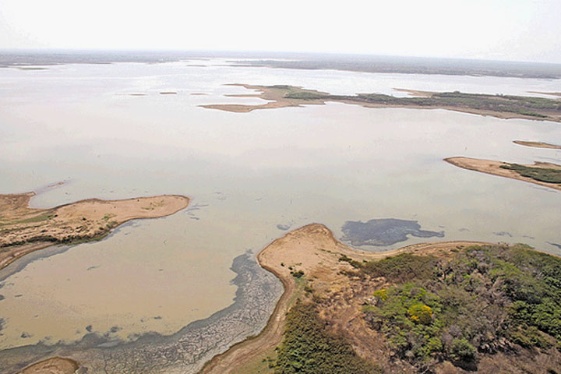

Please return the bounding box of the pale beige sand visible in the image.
[18,357,79,374]
[445,157,561,192]
[514,140,561,150]
[0,193,190,270]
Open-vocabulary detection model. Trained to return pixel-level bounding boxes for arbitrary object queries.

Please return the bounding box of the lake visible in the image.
[0,56,560,368]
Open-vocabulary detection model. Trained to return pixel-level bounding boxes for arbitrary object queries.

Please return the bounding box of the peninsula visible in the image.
[201,224,485,373]
[203,224,561,373]
[445,157,561,192]
[0,192,189,270]
[201,84,561,123]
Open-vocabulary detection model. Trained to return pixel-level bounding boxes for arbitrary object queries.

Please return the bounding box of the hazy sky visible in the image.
[1,0,560,63]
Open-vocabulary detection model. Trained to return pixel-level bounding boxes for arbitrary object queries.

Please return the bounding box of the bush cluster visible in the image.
[359,244,561,370]
[274,301,380,374]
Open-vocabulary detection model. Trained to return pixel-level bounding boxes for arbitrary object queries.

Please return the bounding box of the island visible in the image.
[513,140,561,150]
[0,192,190,270]
[201,84,561,123]
[445,157,561,192]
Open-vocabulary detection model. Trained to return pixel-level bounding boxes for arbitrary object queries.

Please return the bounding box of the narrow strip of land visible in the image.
[527,91,561,98]
[514,140,561,150]
[0,192,189,270]
[19,357,79,374]
[445,157,561,192]
[201,84,561,123]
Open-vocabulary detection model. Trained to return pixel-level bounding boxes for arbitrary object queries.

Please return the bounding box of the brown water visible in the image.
[1,60,560,350]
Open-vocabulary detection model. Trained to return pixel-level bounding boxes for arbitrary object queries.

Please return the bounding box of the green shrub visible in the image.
[357,244,561,368]
[275,301,380,374]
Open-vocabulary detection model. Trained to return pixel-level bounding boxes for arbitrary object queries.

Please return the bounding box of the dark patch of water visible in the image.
[341,218,444,246]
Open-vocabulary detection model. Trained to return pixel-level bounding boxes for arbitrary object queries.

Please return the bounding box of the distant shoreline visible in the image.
[2,51,561,79]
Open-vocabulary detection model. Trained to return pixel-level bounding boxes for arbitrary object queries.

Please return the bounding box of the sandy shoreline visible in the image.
[0,192,190,270]
[445,157,561,192]
[201,224,485,373]
[514,140,561,150]
[201,84,328,113]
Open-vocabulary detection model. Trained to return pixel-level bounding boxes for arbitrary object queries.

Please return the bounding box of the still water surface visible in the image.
[0,60,560,349]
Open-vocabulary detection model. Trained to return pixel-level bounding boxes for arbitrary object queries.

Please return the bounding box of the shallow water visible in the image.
[0,60,560,352]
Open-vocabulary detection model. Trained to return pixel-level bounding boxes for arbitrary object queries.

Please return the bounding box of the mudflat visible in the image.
[0,192,189,270]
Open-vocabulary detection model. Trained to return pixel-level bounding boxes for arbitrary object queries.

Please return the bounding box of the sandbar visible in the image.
[527,91,561,98]
[445,157,561,192]
[514,140,561,150]
[0,192,189,270]
[201,84,328,113]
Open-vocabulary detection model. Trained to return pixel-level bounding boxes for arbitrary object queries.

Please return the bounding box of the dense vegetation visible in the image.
[274,301,380,374]
[355,245,561,371]
[500,163,561,184]
[282,86,561,121]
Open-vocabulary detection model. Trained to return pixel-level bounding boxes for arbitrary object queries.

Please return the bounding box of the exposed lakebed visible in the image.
[0,252,282,374]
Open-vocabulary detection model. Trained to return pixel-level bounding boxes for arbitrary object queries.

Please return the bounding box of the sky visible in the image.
[1,0,560,63]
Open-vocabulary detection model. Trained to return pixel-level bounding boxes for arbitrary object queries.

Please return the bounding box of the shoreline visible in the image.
[513,140,561,150]
[0,251,282,374]
[445,157,561,192]
[0,193,190,271]
[201,223,486,373]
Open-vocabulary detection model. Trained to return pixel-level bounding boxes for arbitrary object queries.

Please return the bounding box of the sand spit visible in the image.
[201,84,328,113]
[0,192,189,270]
[445,157,561,192]
[202,223,483,373]
[514,140,561,150]
[527,91,561,98]
[392,88,433,97]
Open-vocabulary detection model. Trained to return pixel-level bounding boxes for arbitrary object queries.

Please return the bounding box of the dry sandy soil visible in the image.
[445,157,561,192]
[17,357,79,374]
[514,140,561,150]
[0,192,189,270]
[200,84,327,113]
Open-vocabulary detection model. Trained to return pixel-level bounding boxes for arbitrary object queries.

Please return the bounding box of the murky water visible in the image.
[1,59,560,352]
